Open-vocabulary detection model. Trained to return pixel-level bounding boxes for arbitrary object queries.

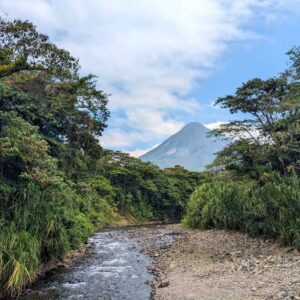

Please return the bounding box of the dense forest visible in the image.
[184,48,300,250]
[0,20,204,298]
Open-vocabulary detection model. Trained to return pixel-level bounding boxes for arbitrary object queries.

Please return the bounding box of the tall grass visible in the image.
[0,226,40,296]
[0,182,115,298]
[183,173,300,250]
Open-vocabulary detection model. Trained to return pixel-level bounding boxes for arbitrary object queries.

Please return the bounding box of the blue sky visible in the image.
[1,1,300,156]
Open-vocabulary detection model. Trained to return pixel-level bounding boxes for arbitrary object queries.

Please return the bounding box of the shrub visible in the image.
[183,173,300,250]
[62,210,93,249]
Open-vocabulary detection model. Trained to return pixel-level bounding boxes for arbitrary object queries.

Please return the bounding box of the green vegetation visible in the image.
[0,19,203,297]
[184,48,300,249]
[184,174,300,248]
[99,152,204,221]
[1,17,299,298]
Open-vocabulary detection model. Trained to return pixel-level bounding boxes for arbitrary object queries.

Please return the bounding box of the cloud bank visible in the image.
[1,0,299,154]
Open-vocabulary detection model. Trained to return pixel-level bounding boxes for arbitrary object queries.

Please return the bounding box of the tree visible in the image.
[0,20,110,178]
[211,53,300,177]
[0,111,63,188]
[0,19,78,78]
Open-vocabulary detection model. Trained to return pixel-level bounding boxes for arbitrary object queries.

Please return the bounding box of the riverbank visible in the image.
[125,224,300,300]
[19,224,300,299]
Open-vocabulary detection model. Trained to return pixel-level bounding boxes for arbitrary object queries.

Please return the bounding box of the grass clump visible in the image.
[183,173,300,250]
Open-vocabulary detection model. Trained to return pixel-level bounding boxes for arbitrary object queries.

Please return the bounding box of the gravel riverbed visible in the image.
[128,224,300,300]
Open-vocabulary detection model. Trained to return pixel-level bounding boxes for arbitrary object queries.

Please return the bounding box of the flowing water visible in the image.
[21,228,153,300]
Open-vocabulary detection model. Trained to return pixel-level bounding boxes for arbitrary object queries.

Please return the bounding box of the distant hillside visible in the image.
[140,122,226,171]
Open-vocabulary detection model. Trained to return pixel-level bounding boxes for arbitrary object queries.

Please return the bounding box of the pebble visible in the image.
[277,290,288,299]
[158,280,169,288]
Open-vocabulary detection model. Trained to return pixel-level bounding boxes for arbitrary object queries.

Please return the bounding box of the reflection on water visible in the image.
[21,229,153,300]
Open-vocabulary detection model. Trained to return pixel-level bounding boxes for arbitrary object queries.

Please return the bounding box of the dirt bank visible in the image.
[128,224,300,300]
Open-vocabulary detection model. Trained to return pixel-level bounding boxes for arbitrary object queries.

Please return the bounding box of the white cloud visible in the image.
[128,148,149,158]
[204,121,262,142]
[1,0,298,150]
[128,143,160,158]
[126,109,183,136]
[101,109,183,148]
[204,121,227,130]
[100,129,147,148]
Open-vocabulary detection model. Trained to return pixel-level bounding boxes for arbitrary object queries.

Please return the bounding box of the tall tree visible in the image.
[211,51,300,177]
[0,19,78,78]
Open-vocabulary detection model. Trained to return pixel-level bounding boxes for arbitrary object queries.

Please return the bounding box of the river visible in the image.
[21,227,154,300]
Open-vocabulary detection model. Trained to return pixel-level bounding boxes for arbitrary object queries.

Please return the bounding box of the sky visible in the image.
[1,0,300,156]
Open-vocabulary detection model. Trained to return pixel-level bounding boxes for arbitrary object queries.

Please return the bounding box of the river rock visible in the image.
[158,279,169,288]
[277,290,288,299]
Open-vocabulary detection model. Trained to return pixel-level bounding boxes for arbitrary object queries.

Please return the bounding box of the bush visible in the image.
[183,173,300,250]
[183,182,248,230]
[62,210,93,249]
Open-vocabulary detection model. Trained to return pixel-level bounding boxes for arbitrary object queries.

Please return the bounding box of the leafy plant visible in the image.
[184,173,300,250]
